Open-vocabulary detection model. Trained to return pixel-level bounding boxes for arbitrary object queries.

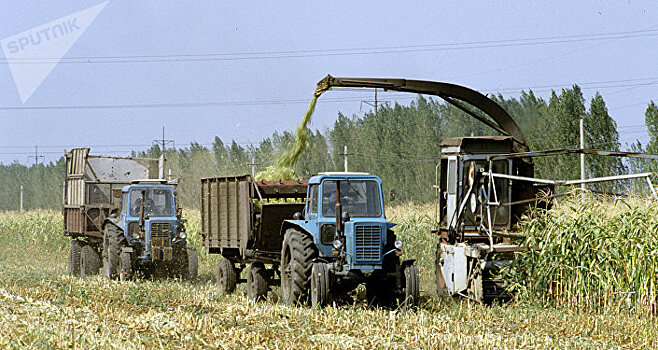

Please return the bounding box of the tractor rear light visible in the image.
[332,251,339,256]
[396,251,403,257]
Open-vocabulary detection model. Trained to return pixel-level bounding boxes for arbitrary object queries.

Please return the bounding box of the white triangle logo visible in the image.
[1,2,108,103]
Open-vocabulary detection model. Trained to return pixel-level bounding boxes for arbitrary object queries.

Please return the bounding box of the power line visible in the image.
[0,96,385,110]
[0,79,655,111]
[2,29,656,64]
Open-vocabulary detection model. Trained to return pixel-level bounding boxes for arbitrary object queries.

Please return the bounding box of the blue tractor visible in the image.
[201,172,419,307]
[103,180,198,281]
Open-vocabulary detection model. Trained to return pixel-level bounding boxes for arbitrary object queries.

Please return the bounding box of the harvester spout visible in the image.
[315,74,529,153]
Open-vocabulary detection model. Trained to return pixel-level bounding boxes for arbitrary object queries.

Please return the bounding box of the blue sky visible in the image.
[0,1,656,165]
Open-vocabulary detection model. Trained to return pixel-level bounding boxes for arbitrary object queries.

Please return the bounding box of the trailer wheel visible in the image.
[216,257,237,293]
[247,263,268,301]
[400,264,420,309]
[310,262,330,308]
[80,244,101,276]
[68,240,82,276]
[103,225,122,280]
[280,229,315,305]
[186,247,198,281]
[119,251,132,281]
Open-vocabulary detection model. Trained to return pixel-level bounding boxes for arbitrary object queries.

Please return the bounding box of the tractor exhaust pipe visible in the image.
[139,190,146,231]
[335,180,343,235]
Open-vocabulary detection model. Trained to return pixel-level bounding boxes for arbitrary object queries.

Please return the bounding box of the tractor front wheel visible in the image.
[310,262,331,308]
[103,225,122,280]
[186,247,198,281]
[119,251,132,281]
[400,264,420,309]
[247,263,268,301]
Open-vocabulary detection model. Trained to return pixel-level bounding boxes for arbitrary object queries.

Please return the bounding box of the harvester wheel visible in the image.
[186,247,198,281]
[119,251,132,281]
[310,262,330,308]
[68,240,82,276]
[435,244,447,296]
[80,244,101,276]
[216,257,237,293]
[247,263,268,301]
[280,229,315,305]
[103,224,123,280]
[401,264,420,309]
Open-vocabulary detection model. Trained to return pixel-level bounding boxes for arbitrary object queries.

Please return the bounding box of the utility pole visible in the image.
[580,118,585,201]
[153,126,173,179]
[247,155,260,177]
[374,88,378,117]
[360,88,386,115]
[20,185,24,212]
[340,145,353,172]
[28,146,44,166]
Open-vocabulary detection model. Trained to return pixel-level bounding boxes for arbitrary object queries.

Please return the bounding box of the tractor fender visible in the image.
[280,219,314,239]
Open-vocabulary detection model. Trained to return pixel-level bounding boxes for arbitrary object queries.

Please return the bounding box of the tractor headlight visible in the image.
[179,231,187,239]
[394,240,403,249]
[133,232,141,240]
[332,239,343,250]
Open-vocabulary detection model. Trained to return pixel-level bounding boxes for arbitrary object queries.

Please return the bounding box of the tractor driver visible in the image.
[322,181,356,216]
[130,192,155,216]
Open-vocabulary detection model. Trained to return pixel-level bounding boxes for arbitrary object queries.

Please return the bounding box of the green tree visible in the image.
[584,93,626,191]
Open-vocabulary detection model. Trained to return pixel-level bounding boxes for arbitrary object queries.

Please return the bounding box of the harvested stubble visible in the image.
[504,193,658,315]
[2,206,658,349]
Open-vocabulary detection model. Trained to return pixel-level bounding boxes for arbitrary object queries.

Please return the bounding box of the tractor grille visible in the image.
[355,225,382,261]
[151,222,171,238]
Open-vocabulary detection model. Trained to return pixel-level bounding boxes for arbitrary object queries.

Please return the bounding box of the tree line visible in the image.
[1,86,656,210]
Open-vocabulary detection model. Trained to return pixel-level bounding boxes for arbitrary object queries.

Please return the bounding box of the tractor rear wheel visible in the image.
[310,262,330,308]
[216,257,237,293]
[280,229,316,305]
[400,264,420,309]
[80,244,101,276]
[247,263,268,301]
[68,240,81,276]
[186,247,198,281]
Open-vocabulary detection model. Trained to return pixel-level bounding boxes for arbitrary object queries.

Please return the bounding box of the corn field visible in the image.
[1,202,658,348]
[504,194,658,315]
